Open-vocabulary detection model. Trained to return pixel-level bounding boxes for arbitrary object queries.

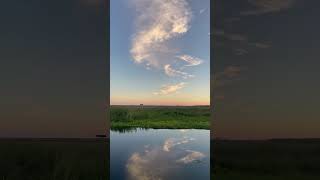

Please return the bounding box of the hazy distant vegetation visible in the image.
[0,139,109,180]
[110,105,210,130]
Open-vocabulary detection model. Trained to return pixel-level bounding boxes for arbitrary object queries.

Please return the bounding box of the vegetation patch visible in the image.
[110,105,210,130]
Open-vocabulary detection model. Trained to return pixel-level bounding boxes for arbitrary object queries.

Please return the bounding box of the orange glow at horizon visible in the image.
[111,96,210,106]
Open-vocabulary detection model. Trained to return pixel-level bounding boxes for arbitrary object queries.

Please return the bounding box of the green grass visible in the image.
[0,139,109,180]
[110,105,210,130]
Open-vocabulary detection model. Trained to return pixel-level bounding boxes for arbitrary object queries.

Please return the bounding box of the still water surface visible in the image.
[110,128,210,180]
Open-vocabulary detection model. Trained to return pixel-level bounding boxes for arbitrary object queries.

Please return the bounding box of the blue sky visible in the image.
[111,0,210,105]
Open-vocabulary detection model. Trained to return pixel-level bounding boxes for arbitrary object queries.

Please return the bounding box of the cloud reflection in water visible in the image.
[126,131,206,180]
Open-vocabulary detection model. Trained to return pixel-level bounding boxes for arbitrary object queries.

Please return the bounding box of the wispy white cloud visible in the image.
[176,150,205,164]
[163,137,195,152]
[164,64,194,79]
[130,0,192,68]
[126,152,163,180]
[130,0,205,95]
[162,139,175,152]
[126,134,206,179]
[177,55,203,66]
[153,82,187,96]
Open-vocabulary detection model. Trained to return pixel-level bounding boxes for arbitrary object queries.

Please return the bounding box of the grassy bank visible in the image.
[212,139,320,179]
[110,105,210,130]
[0,139,109,180]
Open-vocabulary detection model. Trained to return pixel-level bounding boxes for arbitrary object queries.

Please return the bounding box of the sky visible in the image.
[110,0,210,106]
[212,0,320,139]
[0,0,107,138]
[2,0,318,139]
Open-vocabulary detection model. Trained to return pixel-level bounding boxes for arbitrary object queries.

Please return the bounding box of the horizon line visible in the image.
[110,104,210,106]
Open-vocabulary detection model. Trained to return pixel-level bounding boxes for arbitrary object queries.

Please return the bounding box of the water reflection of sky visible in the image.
[111,129,210,180]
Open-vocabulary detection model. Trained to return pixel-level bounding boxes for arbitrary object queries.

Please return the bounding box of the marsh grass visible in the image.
[110,105,210,129]
[0,139,109,180]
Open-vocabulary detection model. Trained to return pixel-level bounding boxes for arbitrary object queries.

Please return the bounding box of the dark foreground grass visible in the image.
[0,138,109,180]
[212,139,320,180]
[111,105,210,130]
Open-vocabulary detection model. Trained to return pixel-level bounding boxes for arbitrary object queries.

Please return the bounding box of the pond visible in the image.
[110,128,210,180]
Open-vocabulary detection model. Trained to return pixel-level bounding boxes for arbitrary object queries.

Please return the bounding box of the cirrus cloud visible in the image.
[164,64,194,79]
[126,136,205,180]
[130,0,192,68]
[130,0,205,95]
[153,82,187,96]
[176,150,205,164]
[177,55,204,66]
[163,137,195,152]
